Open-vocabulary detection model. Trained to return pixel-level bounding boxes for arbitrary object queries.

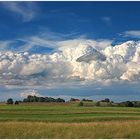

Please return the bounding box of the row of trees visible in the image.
[7,98,19,105]
[118,101,140,107]
[23,95,65,103]
[6,95,65,104]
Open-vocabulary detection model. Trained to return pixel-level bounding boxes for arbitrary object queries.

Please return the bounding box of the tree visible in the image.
[56,98,65,102]
[23,98,29,102]
[125,101,134,107]
[101,98,110,102]
[22,95,66,103]
[82,98,86,101]
[38,97,45,102]
[15,101,19,105]
[78,101,83,106]
[27,95,33,102]
[45,97,50,102]
[32,96,38,102]
[70,98,75,102]
[105,98,110,102]
[48,97,56,102]
[7,98,13,104]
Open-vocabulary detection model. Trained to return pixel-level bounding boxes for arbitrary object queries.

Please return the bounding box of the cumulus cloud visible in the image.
[1,2,39,22]
[0,39,140,87]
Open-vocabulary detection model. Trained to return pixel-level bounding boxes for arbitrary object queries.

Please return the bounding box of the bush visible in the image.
[78,102,83,106]
[95,101,100,106]
[7,98,13,104]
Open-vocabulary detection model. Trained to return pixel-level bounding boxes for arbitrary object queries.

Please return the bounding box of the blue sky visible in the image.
[0,1,140,41]
[0,1,140,101]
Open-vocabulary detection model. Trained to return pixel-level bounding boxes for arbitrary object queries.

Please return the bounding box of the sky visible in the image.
[0,1,140,101]
[1,2,140,41]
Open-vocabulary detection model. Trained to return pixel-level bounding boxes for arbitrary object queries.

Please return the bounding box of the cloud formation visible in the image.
[0,39,140,88]
[123,30,140,38]
[1,2,39,22]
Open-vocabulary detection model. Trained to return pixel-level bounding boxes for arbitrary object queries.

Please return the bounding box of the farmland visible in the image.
[0,102,140,138]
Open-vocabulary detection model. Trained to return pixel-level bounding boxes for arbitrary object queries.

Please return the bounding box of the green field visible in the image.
[0,102,140,138]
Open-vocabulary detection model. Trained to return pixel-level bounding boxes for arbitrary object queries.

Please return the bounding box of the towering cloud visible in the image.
[0,40,140,87]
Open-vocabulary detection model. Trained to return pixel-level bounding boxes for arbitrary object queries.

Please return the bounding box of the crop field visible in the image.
[0,102,140,138]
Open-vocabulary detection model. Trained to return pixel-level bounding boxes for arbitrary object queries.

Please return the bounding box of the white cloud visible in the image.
[123,30,140,38]
[0,39,140,88]
[0,37,112,54]
[2,2,39,22]
[20,89,42,98]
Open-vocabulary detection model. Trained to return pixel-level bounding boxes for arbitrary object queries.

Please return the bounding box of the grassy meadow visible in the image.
[0,102,140,138]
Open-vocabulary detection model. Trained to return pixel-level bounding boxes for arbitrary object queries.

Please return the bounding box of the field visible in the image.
[0,102,140,138]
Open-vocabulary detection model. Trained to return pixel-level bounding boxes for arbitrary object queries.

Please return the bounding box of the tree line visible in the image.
[23,95,65,103]
[6,95,65,104]
[6,96,140,107]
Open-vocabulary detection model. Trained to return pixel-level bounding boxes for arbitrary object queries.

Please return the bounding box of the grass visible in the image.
[0,121,140,138]
[0,103,140,122]
[0,102,140,138]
